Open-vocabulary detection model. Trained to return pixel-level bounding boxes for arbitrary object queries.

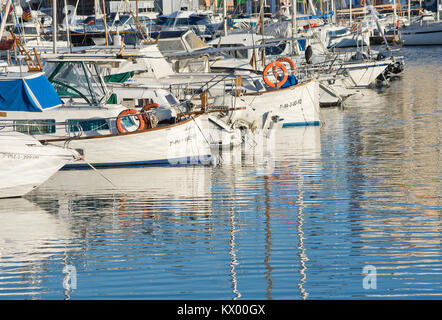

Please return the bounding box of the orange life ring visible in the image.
[116,109,146,133]
[263,61,288,88]
[140,103,159,127]
[141,103,159,113]
[360,0,366,6]
[276,56,297,75]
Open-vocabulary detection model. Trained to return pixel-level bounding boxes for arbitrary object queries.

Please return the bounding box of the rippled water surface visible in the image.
[0,47,440,300]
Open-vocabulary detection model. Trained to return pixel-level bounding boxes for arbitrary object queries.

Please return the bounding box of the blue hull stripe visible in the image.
[62,155,213,170]
[282,121,321,128]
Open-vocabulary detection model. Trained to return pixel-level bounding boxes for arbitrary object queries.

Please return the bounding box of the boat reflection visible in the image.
[213,126,321,299]
[0,197,75,298]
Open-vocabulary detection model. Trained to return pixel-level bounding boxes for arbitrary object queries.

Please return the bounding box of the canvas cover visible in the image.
[0,73,63,112]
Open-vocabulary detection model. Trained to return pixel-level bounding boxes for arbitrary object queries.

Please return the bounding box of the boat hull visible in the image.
[0,133,76,198]
[233,80,321,128]
[342,61,390,88]
[43,115,213,169]
[400,26,442,45]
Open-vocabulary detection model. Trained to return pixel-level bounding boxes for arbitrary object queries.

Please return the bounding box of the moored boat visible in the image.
[0,131,79,198]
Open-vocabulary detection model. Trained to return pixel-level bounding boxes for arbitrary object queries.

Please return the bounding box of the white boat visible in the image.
[214,79,321,128]
[112,44,321,128]
[400,17,442,45]
[0,62,213,169]
[155,10,223,40]
[0,131,78,198]
[340,59,392,88]
[325,25,371,48]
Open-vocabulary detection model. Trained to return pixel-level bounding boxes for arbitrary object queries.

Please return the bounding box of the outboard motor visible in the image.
[305,45,313,64]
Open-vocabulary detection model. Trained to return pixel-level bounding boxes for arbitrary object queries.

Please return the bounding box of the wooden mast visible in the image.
[102,0,108,45]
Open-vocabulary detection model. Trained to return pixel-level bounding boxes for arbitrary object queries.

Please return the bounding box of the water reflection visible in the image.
[0,198,75,298]
[0,47,441,299]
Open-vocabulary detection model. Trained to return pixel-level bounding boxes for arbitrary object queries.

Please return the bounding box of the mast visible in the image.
[292,0,297,55]
[95,0,101,21]
[350,0,352,25]
[393,0,397,37]
[64,0,71,53]
[308,0,317,15]
[260,0,265,67]
[408,0,411,23]
[0,0,12,41]
[52,0,57,53]
[102,0,108,45]
[223,0,228,36]
[438,0,440,22]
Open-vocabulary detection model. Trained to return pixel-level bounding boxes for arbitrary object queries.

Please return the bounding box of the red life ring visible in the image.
[263,61,288,88]
[360,0,366,6]
[116,109,146,133]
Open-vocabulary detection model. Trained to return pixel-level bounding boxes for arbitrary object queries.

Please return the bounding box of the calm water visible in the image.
[0,47,440,300]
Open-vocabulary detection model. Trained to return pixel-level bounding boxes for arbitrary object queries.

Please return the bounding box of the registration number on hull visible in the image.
[0,153,40,160]
[280,99,302,109]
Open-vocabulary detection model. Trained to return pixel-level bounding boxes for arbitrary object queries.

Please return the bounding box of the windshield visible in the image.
[48,62,108,105]
[157,39,186,53]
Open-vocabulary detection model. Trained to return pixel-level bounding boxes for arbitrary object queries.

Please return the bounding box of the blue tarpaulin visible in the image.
[281,75,298,88]
[0,73,63,112]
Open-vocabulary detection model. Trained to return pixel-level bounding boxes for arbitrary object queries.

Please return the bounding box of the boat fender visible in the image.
[263,61,288,89]
[305,45,313,64]
[116,109,147,133]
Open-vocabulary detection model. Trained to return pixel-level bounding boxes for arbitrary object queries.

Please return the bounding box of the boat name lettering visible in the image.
[169,133,197,146]
[280,99,302,109]
[0,152,40,160]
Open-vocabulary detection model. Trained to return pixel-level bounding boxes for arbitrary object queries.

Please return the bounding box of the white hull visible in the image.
[45,115,213,168]
[328,33,370,48]
[231,80,321,128]
[400,22,442,45]
[342,61,389,88]
[319,81,344,106]
[0,132,77,198]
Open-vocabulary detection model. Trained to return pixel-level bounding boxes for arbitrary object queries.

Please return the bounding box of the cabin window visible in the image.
[219,44,248,59]
[265,42,287,56]
[253,80,265,91]
[68,119,109,133]
[13,26,38,35]
[14,119,56,135]
[158,39,186,53]
[328,29,348,37]
[165,94,178,105]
